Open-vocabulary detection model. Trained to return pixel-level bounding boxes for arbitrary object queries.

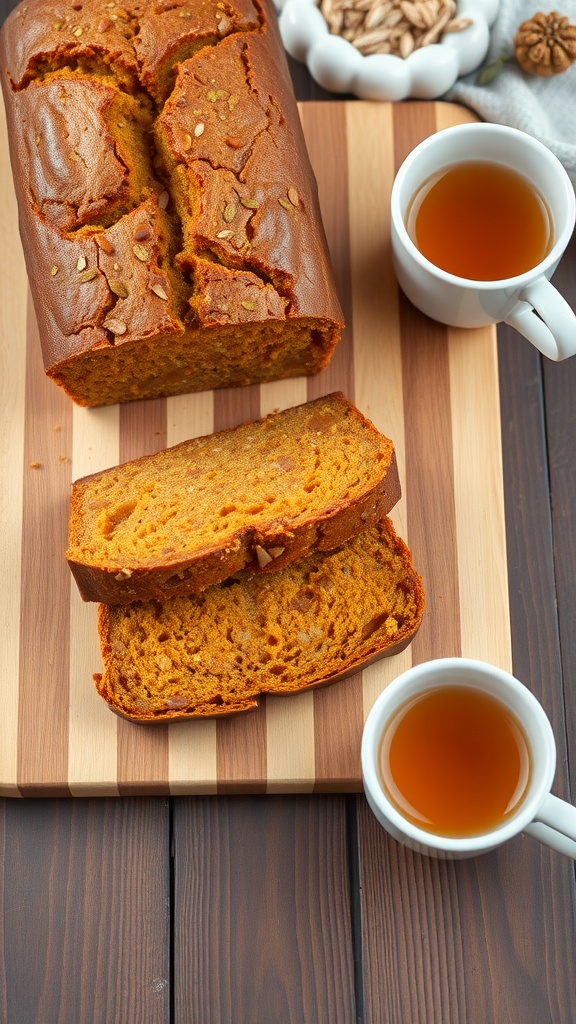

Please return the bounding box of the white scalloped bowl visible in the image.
[278,0,499,100]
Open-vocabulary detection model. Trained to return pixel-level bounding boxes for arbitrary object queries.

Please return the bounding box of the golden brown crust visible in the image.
[66,393,402,603]
[93,516,425,722]
[0,0,343,407]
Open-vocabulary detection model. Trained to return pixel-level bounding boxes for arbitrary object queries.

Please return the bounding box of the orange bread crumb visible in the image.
[66,394,401,604]
[94,517,425,721]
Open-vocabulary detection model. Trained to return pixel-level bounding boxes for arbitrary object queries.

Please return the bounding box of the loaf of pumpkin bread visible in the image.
[94,516,425,722]
[66,393,401,604]
[0,0,343,406]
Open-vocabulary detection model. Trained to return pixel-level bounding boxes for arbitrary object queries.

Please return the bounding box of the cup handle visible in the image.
[504,277,576,362]
[524,793,576,859]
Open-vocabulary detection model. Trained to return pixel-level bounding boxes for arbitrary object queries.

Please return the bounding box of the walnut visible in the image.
[514,11,576,76]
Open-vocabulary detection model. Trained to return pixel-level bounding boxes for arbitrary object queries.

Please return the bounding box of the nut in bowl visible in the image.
[278,0,499,99]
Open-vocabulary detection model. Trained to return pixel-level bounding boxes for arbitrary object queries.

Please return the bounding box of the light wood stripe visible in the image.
[347,102,408,536]
[167,392,218,794]
[0,99,27,796]
[117,397,170,795]
[166,390,214,447]
[1,99,514,795]
[212,385,268,792]
[448,328,512,667]
[169,719,218,794]
[260,379,317,791]
[265,692,316,793]
[436,100,478,132]
[260,378,308,418]
[362,654,414,722]
[18,307,73,796]
[344,102,415,720]
[68,405,120,796]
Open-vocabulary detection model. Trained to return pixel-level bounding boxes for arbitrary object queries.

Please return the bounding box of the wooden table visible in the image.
[1,3,576,1019]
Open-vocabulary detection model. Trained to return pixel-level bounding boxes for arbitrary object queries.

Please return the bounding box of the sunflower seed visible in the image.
[79,268,99,282]
[109,279,129,298]
[150,282,169,300]
[103,317,127,335]
[319,0,465,57]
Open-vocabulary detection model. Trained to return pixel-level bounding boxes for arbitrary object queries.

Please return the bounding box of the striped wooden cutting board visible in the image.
[0,99,512,796]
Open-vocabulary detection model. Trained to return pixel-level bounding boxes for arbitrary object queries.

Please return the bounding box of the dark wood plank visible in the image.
[498,330,562,713]
[0,798,171,1023]
[172,795,356,1024]
[354,299,576,1024]
[355,796,576,1024]
[0,0,17,20]
[542,232,576,800]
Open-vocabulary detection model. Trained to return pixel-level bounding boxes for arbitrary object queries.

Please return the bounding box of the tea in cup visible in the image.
[361,658,576,859]
[390,123,576,361]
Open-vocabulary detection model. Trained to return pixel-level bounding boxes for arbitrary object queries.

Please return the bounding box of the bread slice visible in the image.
[66,393,401,604]
[94,517,424,722]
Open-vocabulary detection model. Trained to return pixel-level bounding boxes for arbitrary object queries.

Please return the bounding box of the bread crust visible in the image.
[0,0,344,406]
[66,393,402,603]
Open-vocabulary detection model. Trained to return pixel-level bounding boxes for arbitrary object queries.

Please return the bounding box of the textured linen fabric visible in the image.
[446,0,576,189]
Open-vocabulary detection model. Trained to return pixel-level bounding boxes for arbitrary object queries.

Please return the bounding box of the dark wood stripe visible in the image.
[393,101,441,166]
[18,300,72,797]
[117,397,170,796]
[117,729,171,798]
[216,708,267,795]
[300,102,355,402]
[213,385,268,792]
[119,396,168,462]
[313,674,363,793]
[394,106,461,661]
[213,382,261,432]
[398,292,462,662]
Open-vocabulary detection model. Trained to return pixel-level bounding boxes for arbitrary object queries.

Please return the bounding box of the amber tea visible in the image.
[406,160,553,281]
[379,685,532,838]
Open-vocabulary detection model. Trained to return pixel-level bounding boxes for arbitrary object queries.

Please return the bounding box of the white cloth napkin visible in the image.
[446,1,576,189]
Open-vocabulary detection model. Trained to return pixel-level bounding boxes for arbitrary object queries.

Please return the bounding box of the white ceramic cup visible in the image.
[361,658,576,860]
[390,123,576,361]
